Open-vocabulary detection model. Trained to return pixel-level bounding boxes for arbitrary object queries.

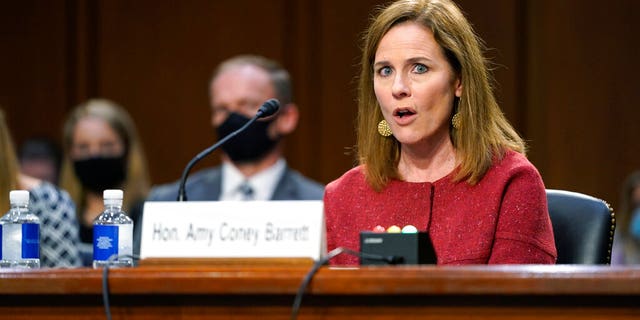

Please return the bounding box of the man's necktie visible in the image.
[238,182,254,201]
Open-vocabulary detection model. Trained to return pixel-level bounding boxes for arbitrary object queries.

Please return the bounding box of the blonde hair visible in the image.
[59,99,150,214]
[357,0,525,191]
[0,108,19,210]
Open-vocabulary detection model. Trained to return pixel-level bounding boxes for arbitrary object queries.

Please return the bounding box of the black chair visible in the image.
[546,189,616,264]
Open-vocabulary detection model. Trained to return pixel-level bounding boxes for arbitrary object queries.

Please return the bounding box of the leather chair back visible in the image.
[546,189,615,264]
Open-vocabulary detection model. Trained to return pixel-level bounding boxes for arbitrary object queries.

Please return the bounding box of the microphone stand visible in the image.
[176,99,279,201]
[176,115,260,201]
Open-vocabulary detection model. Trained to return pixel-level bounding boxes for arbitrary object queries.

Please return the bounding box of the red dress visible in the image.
[324,150,557,265]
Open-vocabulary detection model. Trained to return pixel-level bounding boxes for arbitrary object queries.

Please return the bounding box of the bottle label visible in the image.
[94,225,119,261]
[0,226,2,259]
[21,223,39,259]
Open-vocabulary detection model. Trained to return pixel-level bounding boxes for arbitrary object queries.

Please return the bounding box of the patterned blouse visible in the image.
[29,182,83,268]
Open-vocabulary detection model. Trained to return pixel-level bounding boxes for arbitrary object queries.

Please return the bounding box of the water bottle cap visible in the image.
[9,190,29,205]
[103,189,124,200]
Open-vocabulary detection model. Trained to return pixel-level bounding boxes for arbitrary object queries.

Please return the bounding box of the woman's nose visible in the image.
[391,74,410,99]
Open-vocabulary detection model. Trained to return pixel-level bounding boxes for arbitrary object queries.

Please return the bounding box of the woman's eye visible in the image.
[413,64,428,74]
[378,66,392,77]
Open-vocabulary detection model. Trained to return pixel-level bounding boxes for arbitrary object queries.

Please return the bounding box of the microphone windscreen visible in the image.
[257,99,280,118]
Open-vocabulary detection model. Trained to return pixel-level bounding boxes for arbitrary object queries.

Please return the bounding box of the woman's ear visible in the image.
[455,77,463,98]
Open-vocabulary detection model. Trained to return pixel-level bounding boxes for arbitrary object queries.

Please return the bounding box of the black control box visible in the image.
[359,232,436,265]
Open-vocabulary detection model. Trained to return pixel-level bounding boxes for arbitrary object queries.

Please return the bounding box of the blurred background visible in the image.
[1,0,638,211]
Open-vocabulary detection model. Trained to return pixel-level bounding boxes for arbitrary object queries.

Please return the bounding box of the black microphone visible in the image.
[255,98,280,118]
[176,99,280,201]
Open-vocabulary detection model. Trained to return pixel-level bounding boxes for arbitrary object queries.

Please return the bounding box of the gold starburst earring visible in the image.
[451,113,461,130]
[377,119,392,137]
[452,97,462,130]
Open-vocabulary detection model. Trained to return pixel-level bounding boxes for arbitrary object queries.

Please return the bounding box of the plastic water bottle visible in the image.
[0,190,40,269]
[92,189,133,268]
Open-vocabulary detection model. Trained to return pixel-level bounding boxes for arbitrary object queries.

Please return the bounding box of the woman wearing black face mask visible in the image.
[59,99,151,266]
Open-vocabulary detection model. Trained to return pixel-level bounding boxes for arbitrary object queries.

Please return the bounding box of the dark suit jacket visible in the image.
[147,165,324,201]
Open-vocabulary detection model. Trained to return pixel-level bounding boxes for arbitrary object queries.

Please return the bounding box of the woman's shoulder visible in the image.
[481,149,544,189]
[495,149,540,175]
[325,166,366,193]
[29,182,75,209]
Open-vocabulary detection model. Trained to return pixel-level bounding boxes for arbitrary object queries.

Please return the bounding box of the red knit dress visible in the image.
[324,150,557,265]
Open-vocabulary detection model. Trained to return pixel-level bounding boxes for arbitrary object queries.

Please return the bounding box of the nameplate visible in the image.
[140,201,325,261]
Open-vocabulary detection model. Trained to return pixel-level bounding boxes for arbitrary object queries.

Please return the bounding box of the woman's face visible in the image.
[373,21,461,147]
[70,116,125,160]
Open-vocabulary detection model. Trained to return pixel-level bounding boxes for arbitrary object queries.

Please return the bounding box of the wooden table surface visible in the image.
[1,264,639,319]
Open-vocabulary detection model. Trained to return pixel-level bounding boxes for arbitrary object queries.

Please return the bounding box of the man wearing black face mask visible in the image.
[148,55,324,202]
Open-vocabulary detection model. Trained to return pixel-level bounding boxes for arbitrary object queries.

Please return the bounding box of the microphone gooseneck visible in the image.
[176,99,281,201]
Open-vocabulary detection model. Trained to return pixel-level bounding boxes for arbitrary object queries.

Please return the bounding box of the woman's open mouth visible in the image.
[393,108,416,124]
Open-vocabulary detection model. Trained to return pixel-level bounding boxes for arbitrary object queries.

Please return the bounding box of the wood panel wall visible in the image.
[525,0,640,209]
[1,0,638,212]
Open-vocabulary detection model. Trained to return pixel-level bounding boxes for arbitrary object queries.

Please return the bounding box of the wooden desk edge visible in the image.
[1,264,639,295]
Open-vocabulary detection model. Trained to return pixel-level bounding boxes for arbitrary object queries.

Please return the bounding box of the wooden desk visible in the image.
[1,264,639,319]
